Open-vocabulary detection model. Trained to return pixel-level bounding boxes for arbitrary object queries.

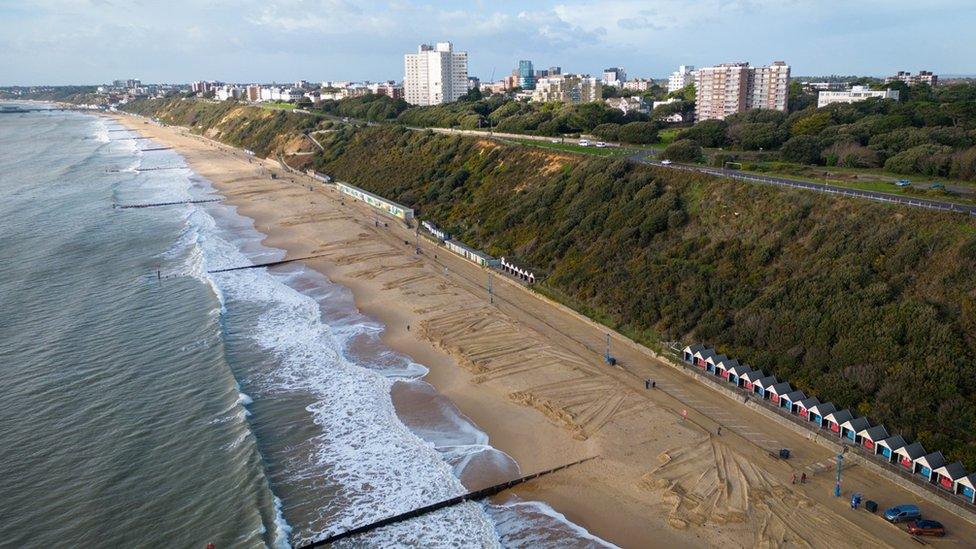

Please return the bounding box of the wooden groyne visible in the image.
[139,147,172,152]
[206,253,335,274]
[297,456,598,547]
[110,136,151,141]
[114,198,222,209]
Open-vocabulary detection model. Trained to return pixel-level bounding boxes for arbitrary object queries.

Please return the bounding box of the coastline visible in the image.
[108,112,975,548]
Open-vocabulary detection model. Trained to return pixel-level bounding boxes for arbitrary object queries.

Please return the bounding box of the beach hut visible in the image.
[754,376,778,398]
[683,344,706,364]
[875,435,906,462]
[692,347,716,370]
[857,425,889,451]
[767,382,793,405]
[704,354,728,374]
[955,473,976,504]
[806,402,836,427]
[840,416,871,443]
[822,409,853,435]
[727,364,752,387]
[894,442,926,471]
[932,462,967,492]
[794,397,820,419]
[740,370,765,392]
[780,390,806,412]
[714,357,739,380]
[914,451,946,481]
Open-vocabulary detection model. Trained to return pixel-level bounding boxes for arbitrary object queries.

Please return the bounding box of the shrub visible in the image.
[618,121,660,144]
[661,139,702,162]
[678,119,728,147]
[884,144,954,175]
[727,122,789,151]
[781,135,824,165]
[591,123,621,141]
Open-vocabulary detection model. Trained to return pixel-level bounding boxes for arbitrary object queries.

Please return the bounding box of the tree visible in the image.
[591,123,621,141]
[618,121,660,144]
[788,81,817,112]
[790,111,833,136]
[668,83,696,102]
[678,119,728,147]
[781,135,823,164]
[727,122,788,150]
[660,139,702,162]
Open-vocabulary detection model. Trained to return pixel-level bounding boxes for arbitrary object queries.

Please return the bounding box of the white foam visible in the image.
[487,497,621,549]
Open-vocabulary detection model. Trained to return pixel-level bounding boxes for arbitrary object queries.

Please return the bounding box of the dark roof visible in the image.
[684,343,706,353]
[756,376,778,387]
[844,416,871,432]
[796,397,820,408]
[769,382,792,394]
[741,370,765,381]
[900,442,926,459]
[920,451,946,469]
[861,425,889,440]
[728,365,752,376]
[716,358,740,369]
[783,390,806,401]
[826,409,853,424]
[879,435,906,450]
[939,461,968,480]
[809,402,836,414]
[708,354,729,363]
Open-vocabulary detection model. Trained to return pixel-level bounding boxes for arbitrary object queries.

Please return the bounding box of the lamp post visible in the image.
[834,452,844,497]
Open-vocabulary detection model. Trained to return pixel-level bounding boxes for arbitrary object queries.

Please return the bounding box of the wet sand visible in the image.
[111,113,976,548]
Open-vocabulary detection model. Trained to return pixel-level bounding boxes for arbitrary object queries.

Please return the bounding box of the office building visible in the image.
[602,67,627,87]
[518,60,535,90]
[694,61,790,121]
[623,78,654,92]
[885,70,938,87]
[817,86,900,107]
[403,42,469,105]
[532,74,602,104]
[668,65,695,93]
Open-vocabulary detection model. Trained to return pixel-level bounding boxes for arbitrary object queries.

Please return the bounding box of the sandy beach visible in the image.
[111,113,976,548]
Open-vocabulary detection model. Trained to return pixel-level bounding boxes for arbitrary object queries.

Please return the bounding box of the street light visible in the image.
[834,453,844,497]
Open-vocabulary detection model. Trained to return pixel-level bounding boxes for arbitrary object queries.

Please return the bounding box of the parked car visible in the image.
[660,159,672,166]
[578,139,590,147]
[895,179,911,187]
[884,504,921,523]
[550,139,559,143]
[595,142,607,148]
[930,182,946,190]
[906,519,945,537]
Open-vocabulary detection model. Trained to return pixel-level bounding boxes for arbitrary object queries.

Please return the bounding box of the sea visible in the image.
[0,105,615,548]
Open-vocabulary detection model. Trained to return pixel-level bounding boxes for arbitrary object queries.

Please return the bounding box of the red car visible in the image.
[906,519,946,537]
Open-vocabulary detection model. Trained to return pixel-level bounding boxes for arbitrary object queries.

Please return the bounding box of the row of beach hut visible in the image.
[682,343,976,505]
[499,257,536,284]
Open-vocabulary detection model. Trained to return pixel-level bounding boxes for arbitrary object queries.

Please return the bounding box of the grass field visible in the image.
[259,102,297,111]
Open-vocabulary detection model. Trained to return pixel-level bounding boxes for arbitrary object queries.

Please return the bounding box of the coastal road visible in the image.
[629,150,976,216]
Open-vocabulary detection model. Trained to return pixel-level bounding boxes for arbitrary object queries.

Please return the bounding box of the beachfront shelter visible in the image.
[876,435,906,461]
[914,451,946,481]
[780,390,805,412]
[858,425,889,451]
[767,382,793,405]
[956,474,976,504]
[704,354,728,374]
[933,462,967,492]
[740,370,765,392]
[806,402,836,427]
[794,397,820,419]
[894,442,926,470]
[823,409,853,435]
[754,376,778,398]
[692,348,716,370]
[714,358,739,380]
[727,365,752,386]
[840,417,871,442]
[683,344,706,364]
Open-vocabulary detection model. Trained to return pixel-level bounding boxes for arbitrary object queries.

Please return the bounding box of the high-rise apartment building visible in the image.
[694,61,790,121]
[403,42,469,106]
[602,67,626,87]
[518,60,535,90]
[246,85,261,102]
[668,65,695,93]
[532,74,602,104]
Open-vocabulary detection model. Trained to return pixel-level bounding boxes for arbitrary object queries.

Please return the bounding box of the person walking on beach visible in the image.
[717,426,722,436]
[791,473,797,485]
[800,472,807,484]
[644,379,650,390]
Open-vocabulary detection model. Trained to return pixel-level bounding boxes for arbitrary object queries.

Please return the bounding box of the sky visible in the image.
[0,0,973,85]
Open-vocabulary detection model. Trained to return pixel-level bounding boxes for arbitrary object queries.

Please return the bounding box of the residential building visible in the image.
[694,61,790,121]
[367,81,404,100]
[215,85,242,101]
[403,41,469,105]
[467,76,480,91]
[191,81,221,94]
[668,65,695,93]
[653,98,687,122]
[532,74,602,104]
[623,78,654,92]
[885,70,938,87]
[518,60,535,90]
[817,85,900,108]
[803,81,847,91]
[246,85,261,102]
[603,67,627,87]
[605,96,649,115]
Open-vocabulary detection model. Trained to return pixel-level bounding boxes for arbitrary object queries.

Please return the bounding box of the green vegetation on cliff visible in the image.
[124,99,976,467]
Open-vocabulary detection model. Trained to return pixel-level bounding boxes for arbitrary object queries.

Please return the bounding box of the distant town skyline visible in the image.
[1,0,974,85]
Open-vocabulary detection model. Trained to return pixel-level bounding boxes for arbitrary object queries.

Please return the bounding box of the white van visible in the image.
[578,139,590,147]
